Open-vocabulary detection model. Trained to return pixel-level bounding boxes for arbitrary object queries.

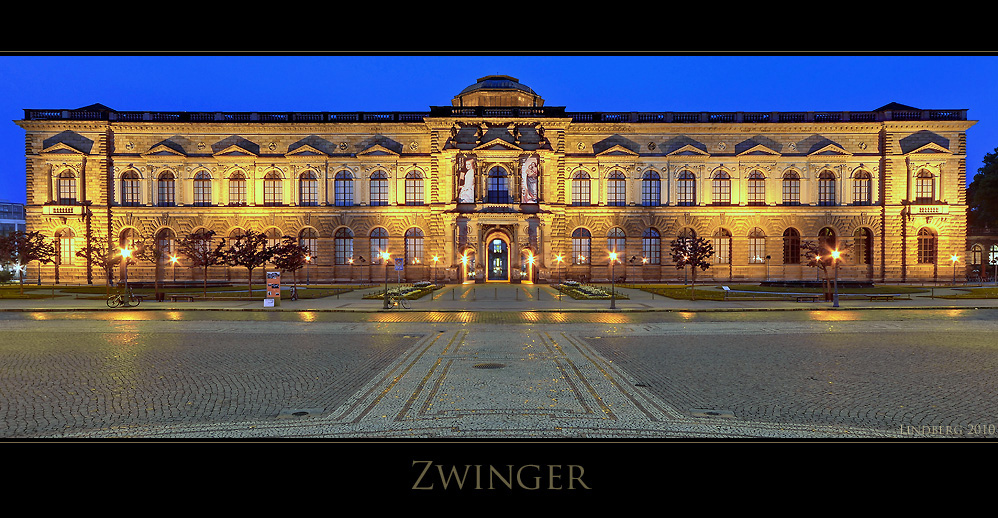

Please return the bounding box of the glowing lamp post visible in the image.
[120,248,131,293]
[555,254,564,301]
[432,255,439,285]
[609,251,618,310]
[381,251,391,309]
[831,250,840,308]
[170,255,178,282]
[305,254,311,286]
[951,255,959,286]
[526,253,535,283]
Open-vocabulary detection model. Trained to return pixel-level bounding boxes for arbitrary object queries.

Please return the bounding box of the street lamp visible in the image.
[526,253,535,283]
[951,254,960,286]
[831,249,840,307]
[120,248,131,294]
[609,251,618,310]
[381,251,391,309]
[305,254,311,286]
[432,255,439,285]
[683,255,689,285]
[555,254,564,301]
[170,255,178,283]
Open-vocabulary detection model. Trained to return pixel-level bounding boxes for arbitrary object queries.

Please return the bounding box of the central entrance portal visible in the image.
[487,238,508,281]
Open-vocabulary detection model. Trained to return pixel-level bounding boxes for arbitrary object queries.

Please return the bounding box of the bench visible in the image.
[169,294,196,302]
[866,294,896,301]
[795,295,821,302]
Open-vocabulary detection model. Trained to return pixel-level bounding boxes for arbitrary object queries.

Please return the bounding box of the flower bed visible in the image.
[556,282,629,300]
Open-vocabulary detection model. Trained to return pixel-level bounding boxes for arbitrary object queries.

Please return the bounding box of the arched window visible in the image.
[299,228,319,259]
[712,171,731,205]
[607,171,626,206]
[486,166,511,204]
[119,228,140,252]
[854,228,873,265]
[405,171,424,206]
[58,171,77,205]
[916,170,935,203]
[783,228,801,264]
[747,171,766,206]
[818,227,837,258]
[972,244,983,268]
[55,228,75,265]
[334,228,354,265]
[853,171,872,206]
[572,228,591,264]
[818,171,836,206]
[642,228,661,265]
[263,172,283,206]
[677,171,696,206]
[404,227,424,264]
[748,227,766,264]
[193,171,211,207]
[156,228,176,263]
[677,228,697,251]
[782,171,800,205]
[265,228,282,249]
[121,171,141,206]
[991,245,998,267]
[370,171,388,207]
[228,172,247,206]
[917,228,937,264]
[227,228,246,252]
[334,171,353,206]
[607,227,625,255]
[641,171,661,207]
[713,228,731,264]
[370,227,389,264]
[572,171,591,206]
[157,171,175,206]
[299,171,318,206]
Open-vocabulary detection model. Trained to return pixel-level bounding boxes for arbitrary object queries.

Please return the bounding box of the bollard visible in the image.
[495,287,497,299]
[452,288,455,300]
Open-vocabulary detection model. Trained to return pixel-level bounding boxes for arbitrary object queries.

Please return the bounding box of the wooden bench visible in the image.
[795,295,821,302]
[866,294,896,301]
[169,294,196,302]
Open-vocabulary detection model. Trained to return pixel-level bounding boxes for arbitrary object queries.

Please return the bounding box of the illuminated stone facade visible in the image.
[15,75,976,285]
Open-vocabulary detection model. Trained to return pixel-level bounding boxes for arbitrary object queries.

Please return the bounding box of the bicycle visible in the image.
[388,294,410,310]
[106,287,141,308]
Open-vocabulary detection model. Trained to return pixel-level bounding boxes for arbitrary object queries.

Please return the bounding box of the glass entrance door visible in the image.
[487,238,508,281]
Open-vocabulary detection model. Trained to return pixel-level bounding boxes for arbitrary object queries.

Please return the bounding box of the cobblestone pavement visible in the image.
[3,308,997,439]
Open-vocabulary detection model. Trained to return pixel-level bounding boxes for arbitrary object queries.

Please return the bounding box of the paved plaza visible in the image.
[2,284,998,440]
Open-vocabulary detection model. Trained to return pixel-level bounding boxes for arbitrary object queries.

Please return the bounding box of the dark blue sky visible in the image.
[2,54,994,204]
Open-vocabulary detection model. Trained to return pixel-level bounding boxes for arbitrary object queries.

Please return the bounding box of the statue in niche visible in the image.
[520,154,539,204]
[457,155,476,203]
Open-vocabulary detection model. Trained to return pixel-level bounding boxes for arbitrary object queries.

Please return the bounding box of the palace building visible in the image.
[15,75,975,285]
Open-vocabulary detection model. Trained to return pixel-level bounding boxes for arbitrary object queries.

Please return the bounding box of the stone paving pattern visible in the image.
[2,284,998,439]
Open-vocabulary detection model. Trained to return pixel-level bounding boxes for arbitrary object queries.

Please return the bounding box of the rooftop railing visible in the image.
[23,107,969,123]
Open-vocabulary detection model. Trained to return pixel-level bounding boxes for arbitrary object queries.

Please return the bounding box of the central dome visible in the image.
[452,75,544,107]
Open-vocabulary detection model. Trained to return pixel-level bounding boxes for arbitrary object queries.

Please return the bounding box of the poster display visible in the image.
[266,271,281,298]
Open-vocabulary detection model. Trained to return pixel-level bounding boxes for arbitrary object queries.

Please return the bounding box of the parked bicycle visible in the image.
[107,287,142,308]
[387,294,410,310]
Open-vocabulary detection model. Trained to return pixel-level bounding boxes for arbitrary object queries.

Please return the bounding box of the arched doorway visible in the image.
[487,236,509,281]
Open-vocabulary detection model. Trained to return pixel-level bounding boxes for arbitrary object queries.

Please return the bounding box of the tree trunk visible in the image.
[203,266,208,298]
[690,269,697,301]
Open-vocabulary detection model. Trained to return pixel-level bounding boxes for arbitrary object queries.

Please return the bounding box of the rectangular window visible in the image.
[370,179,388,206]
[158,180,175,206]
[782,179,800,205]
[335,180,353,206]
[193,181,211,206]
[608,179,626,206]
[748,238,766,264]
[122,181,141,206]
[677,179,695,206]
[818,180,835,206]
[572,179,590,206]
[747,180,766,205]
[229,179,246,206]
[59,237,74,265]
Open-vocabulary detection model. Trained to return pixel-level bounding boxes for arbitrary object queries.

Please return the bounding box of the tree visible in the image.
[801,240,853,301]
[132,234,169,301]
[271,236,312,288]
[670,233,714,301]
[225,229,276,297]
[0,231,57,294]
[968,147,998,230]
[74,229,119,296]
[175,229,228,298]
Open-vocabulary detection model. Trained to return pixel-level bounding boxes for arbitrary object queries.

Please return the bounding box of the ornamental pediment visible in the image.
[667,144,711,157]
[41,131,94,155]
[143,143,187,158]
[807,143,851,156]
[211,136,260,157]
[474,137,522,152]
[737,144,782,156]
[596,144,640,158]
[736,135,783,156]
[285,144,328,157]
[906,142,951,155]
[357,144,401,158]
